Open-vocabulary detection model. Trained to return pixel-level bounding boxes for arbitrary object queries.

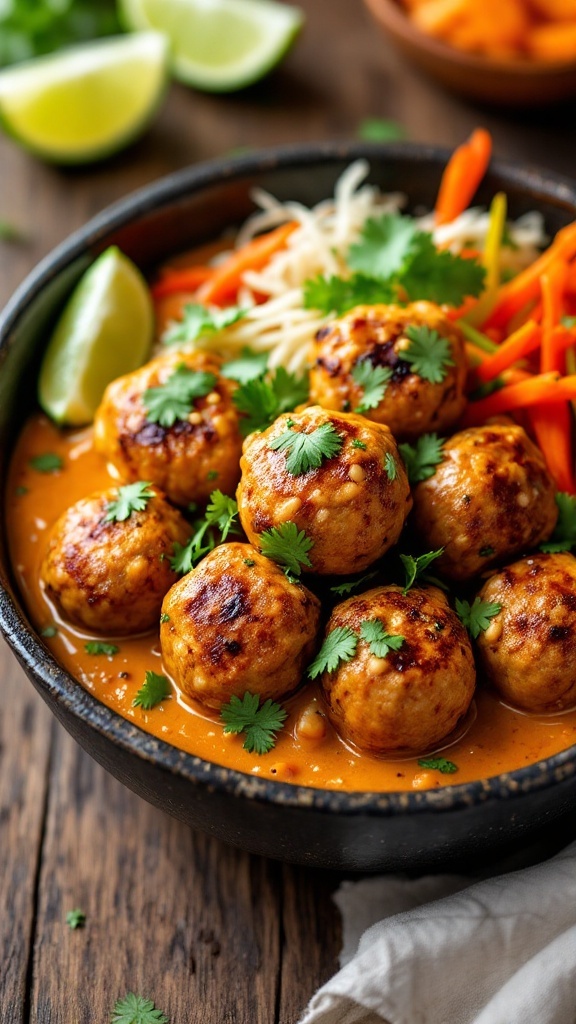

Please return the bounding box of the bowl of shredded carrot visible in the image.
[363,0,576,105]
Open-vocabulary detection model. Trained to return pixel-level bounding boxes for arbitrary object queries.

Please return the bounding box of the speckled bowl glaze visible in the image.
[1,143,576,872]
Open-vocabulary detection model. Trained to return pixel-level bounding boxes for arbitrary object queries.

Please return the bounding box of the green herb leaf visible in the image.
[232,368,309,436]
[105,482,155,523]
[358,118,406,142]
[455,597,502,639]
[561,315,576,330]
[162,302,245,346]
[84,642,119,656]
[0,1,122,70]
[384,452,397,481]
[132,671,171,710]
[221,692,287,754]
[307,626,358,678]
[66,908,86,930]
[0,219,21,241]
[169,490,239,574]
[111,992,169,1024]
[269,422,343,475]
[243,558,255,567]
[29,452,63,473]
[540,493,576,553]
[221,347,269,383]
[401,235,485,306]
[330,571,378,597]
[400,548,445,594]
[41,624,58,638]
[399,433,445,484]
[15,485,28,496]
[160,613,170,623]
[403,325,454,384]
[351,360,392,413]
[348,213,419,280]
[303,272,395,316]
[143,364,217,427]
[417,757,458,774]
[205,490,239,540]
[259,521,314,577]
[351,439,367,450]
[359,619,405,657]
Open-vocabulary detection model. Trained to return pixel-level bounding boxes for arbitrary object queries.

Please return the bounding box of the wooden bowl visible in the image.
[1,142,576,872]
[363,0,576,106]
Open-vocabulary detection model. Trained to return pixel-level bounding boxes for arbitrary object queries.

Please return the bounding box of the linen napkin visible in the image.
[299,840,576,1024]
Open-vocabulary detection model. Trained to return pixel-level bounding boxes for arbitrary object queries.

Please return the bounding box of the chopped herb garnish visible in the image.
[358,118,406,142]
[330,571,378,597]
[399,433,445,484]
[269,421,343,475]
[417,757,458,774]
[348,213,419,280]
[304,273,394,317]
[351,439,367,450]
[351,360,392,413]
[105,482,155,523]
[111,993,169,1024]
[15,485,28,496]
[243,558,255,567]
[162,302,245,347]
[221,347,269,383]
[259,521,313,577]
[66,908,85,930]
[233,367,309,436]
[479,546,495,557]
[143,364,217,427]
[540,493,576,553]
[455,597,502,639]
[206,469,219,481]
[401,235,485,306]
[160,613,170,623]
[307,626,358,678]
[29,452,63,473]
[384,452,397,481]
[403,325,454,384]
[359,619,405,657]
[132,671,171,710]
[84,642,119,656]
[400,548,445,594]
[41,624,57,638]
[221,692,287,754]
[170,490,239,574]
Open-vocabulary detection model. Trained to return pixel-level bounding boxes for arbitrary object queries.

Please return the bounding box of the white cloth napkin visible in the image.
[299,841,576,1024]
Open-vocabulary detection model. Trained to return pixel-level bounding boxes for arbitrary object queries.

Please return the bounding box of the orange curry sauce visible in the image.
[7,413,576,792]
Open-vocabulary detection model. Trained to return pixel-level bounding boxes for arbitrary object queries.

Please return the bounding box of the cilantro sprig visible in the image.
[111,993,169,1024]
[143,364,217,427]
[162,302,245,347]
[351,360,392,412]
[66,908,86,930]
[29,452,63,473]
[132,671,171,710]
[417,757,458,774]
[105,482,155,523]
[455,597,502,639]
[399,434,445,484]
[403,325,454,384]
[400,549,445,594]
[221,347,269,383]
[170,490,239,575]
[84,642,119,656]
[359,620,405,657]
[221,692,287,754]
[540,493,576,553]
[233,367,309,436]
[307,626,358,678]
[259,522,314,578]
[330,571,378,597]
[304,273,394,317]
[269,422,343,475]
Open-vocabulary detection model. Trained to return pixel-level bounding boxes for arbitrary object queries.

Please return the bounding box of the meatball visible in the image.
[160,543,321,709]
[236,406,412,576]
[319,585,476,755]
[411,423,558,581]
[93,349,242,507]
[308,302,467,441]
[41,486,190,634]
[475,552,576,714]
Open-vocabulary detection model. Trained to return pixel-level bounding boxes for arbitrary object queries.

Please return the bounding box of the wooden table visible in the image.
[2,3,576,1020]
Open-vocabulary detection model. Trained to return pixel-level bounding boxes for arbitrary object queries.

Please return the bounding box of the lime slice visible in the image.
[0,32,169,164]
[119,0,304,92]
[38,246,154,426]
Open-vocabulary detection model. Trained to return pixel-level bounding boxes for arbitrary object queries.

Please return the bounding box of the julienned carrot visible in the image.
[196,221,298,306]
[435,128,492,227]
[151,265,214,301]
[529,403,575,494]
[474,320,541,383]
[464,371,576,423]
[540,261,567,373]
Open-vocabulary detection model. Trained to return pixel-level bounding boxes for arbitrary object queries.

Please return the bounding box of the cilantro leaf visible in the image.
[132,671,171,710]
[384,452,397,481]
[399,433,445,484]
[232,368,309,436]
[269,422,343,475]
[540,493,576,553]
[105,482,155,523]
[330,571,378,597]
[351,360,392,413]
[401,236,485,306]
[271,366,310,414]
[403,325,454,384]
[111,993,169,1024]
[259,521,314,577]
[307,626,358,678]
[169,490,239,574]
[304,272,395,316]
[352,439,367,449]
[348,213,419,279]
[358,118,406,142]
[0,1,121,70]
[221,347,268,384]
[417,757,458,774]
[41,624,58,638]
[29,452,63,473]
[162,302,245,346]
[84,642,119,656]
[359,619,405,657]
[455,597,502,639]
[169,536,212,575]
[143,364,217,427]
[66,908,86,930]
[220,692,287,754]
[400,548,445,594]
[204,490,239,540]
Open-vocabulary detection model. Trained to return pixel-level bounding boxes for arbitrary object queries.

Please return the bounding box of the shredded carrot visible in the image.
[463,371,576,423]
[529,404,575,493]
[474,320,541,383]
[435,129,492,227]
[151,266,213,301]
[540,260,568,372]
[196,221,298,307]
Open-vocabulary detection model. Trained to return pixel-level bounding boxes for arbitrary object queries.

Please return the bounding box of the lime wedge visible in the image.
[119,0,304,92]
[0,32,169,164]
[38,246,154,426]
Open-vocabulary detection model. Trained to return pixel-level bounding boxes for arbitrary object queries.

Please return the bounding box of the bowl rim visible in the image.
[363,0,576,77]
[2,138,576,817]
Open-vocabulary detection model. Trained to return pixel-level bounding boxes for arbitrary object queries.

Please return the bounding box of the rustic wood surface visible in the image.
[2,1,576,1021]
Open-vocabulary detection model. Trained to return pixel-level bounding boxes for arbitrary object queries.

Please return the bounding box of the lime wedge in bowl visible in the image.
[38,246,154,426]
[120,0,304,92]
[0,32,169,164]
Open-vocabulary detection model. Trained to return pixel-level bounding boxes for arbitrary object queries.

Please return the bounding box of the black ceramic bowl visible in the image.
[2,143,576,873]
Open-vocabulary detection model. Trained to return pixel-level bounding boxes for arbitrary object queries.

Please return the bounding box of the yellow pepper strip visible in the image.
[465,192,507,327]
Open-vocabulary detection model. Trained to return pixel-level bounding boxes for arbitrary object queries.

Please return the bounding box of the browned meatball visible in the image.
[411,423,558,581]
[308,302,467,441]
[319,585,475,755]
[236,406,412,576]
[160,543,321,709]
[93,349,242,507]
[475,552,576,713]
[41,486,190,634]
